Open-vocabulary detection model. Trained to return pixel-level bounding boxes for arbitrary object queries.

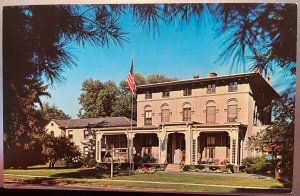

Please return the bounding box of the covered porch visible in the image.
[192,123,247,166]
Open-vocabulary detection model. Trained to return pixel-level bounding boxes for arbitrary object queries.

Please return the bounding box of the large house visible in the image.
[92,72,279,167]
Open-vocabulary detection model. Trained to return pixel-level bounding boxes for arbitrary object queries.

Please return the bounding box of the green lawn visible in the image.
[4,166,290,193]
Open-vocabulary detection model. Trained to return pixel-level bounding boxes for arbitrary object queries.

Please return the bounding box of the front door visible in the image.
[167,133,185,163]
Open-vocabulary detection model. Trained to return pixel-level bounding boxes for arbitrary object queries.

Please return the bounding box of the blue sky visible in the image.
[41,11,295,119]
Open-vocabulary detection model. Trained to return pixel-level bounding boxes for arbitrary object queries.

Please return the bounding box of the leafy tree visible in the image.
[146,74,178,84]
[42,134,81,168]
[3,5,126,168]
[38,102,71,124]
[211,4,297,76]
[112,73,177,119]
[247,94,295,180]
[78,79,118,118]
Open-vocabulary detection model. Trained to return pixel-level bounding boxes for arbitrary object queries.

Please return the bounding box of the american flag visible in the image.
[127,58,136,93]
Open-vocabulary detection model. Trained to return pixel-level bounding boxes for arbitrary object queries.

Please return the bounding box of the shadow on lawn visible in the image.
[21,168,131,185]
[233,187,292,193]
[50,168,131,179]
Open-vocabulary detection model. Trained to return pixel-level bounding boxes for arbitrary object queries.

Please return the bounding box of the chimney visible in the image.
[193,75,200,79]
[208,72,217,77]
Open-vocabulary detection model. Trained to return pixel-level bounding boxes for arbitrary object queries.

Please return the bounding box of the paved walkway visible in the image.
[4,174,291,191]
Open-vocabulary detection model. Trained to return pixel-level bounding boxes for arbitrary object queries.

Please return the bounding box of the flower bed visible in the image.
[135,167,156,174]
[182,164,233,174]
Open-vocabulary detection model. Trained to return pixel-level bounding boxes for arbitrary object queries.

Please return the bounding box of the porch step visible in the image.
[165,164,181,172]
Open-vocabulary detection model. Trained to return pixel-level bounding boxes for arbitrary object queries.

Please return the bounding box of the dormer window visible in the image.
[183,87,192,96]
[207,84,216,94]
[228,82,238,92]
[162,89,170,98]
[145,91,152,99]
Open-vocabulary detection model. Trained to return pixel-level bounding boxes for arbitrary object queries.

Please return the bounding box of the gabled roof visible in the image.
[52,119,69,127]
[52,117,136,129]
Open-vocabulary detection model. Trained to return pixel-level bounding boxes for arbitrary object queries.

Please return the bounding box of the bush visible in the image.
[87,159,97,168]
[241,156,275,175]
[209,166,219,171]
[226,164,234,173]
[55,159,67,167]
[195,165,205,170]
[182,165,190,171]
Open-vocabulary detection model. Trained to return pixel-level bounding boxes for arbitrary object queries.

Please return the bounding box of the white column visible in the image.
[96,132,103,162]
[192,131,199,164]
[235,129,239,166]
[127,132,136,163]
[184,129,191,165]
[155,132,161,163]
[228,129,238,166]
[159,131,168,164]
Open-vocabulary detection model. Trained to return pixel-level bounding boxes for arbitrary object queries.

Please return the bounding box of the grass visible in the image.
[4,165,291,193]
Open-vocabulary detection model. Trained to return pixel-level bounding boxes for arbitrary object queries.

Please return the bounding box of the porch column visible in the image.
[228,129,239,166]
[159,131,168,164]
[127,132,136,163]
[192,131,200,164]
[155,132,161,163]
[95,132,103,162]
[184,129,192,165]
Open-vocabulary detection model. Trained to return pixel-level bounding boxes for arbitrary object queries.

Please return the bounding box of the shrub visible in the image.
[182,165,190,171]
[241,156,275,175]
[55,159,67,167]
[209,166,219,171]
[195,165,205,170]
[87,159,97,168]
[226,164,234,173]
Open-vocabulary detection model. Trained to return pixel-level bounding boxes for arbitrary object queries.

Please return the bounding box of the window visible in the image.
[162,89,170,97]
[145,91,152,99]
[183,108,191,121]
[68,130,73,139]
[51,123,54,126]
[228,81,238,92]
[50,131,54,136]
[84,130,89,139]
[206,106,216,123]
[207,84,216,94]
[228,105,238,122]
[84,147,89,155]
[161,109,170,122]
[183,87,192,96]
[145,110,152,125]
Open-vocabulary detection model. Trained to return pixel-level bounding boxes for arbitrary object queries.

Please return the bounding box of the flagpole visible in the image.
[130,91,134,172]
[130,52,134,172]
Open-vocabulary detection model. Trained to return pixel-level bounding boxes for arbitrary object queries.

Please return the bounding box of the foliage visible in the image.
[209,166,220,171]
[226,164,234,173]
[42,134,81,168]
[79,73,177,119]
[135,167,156,174]
[3,5,127,168]
[78,79,118,118]
[241,156,275,176]
[83,158,97,168]
[247,94,294,179]
[182,165,190,171]
[195,165,205,170]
